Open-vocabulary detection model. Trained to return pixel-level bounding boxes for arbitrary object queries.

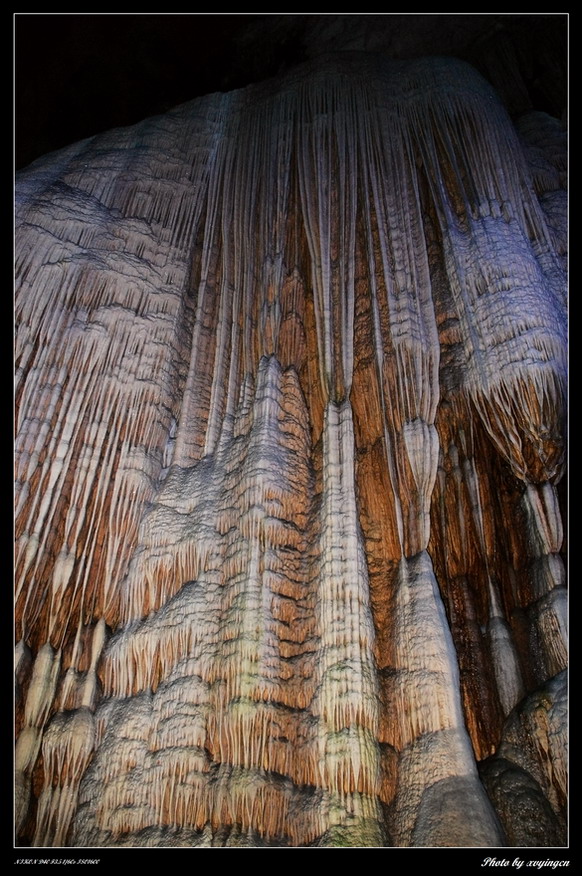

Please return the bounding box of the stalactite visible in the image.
[15,52,566,847]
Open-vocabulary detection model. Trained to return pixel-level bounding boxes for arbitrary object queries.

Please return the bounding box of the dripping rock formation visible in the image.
[14,51,567,848]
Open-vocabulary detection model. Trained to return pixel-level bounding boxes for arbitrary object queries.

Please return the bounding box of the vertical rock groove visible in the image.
[14,53,566,847]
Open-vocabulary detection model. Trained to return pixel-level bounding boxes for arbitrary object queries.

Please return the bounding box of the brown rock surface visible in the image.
[15,51,566,847]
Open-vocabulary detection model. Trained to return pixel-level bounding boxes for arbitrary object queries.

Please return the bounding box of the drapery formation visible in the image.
[15,53,567,847]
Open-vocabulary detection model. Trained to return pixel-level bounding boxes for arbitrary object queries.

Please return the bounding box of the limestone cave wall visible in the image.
[15,46,567,848]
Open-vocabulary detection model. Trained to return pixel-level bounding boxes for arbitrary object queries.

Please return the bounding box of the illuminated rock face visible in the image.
[14,54,566,847]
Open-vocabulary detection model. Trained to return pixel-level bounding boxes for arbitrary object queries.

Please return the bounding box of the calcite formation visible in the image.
[14,53,567,847]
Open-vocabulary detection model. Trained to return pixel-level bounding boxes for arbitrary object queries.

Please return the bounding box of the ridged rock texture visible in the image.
[15,52,567,848]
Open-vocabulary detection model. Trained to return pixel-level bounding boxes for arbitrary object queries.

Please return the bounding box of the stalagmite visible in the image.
[15,49,566,848]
